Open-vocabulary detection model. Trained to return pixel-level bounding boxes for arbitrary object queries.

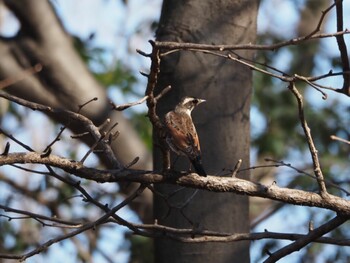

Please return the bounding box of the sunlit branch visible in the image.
[110,95,149,111]
[154,30,350,53]
[2,152,350,216]
[330,135,350,145]
[288,83,328,197]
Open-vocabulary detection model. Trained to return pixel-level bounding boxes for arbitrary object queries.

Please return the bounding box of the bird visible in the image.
[164,96,207,176]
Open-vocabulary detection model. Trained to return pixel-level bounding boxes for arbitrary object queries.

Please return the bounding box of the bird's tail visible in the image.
[191,157,207,177]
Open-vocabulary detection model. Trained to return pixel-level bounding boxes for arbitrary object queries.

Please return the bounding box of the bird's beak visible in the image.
[198,99,206,104]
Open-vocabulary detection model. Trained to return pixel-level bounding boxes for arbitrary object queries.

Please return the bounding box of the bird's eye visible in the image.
[192,99,198,104]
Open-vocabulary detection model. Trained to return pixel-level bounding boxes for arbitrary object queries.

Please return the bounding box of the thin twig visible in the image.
[0,204,81,227]
[0,128,35,152]
[0,91,122,169]
[288,83,328,198]
[231,159,242,177]
[294,74,328,99]
[144,41,171,170]
[14,184,146,261]
[0,64,42,89]
[330,135,350,145]
[154,30,350,53]
[263,214,348,263]
[304,1,337,38]
[110,95,148,111]
[264,158,350,196]
[80,121,118,163]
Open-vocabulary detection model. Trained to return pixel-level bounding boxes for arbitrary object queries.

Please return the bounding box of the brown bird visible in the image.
[164,96,207,176]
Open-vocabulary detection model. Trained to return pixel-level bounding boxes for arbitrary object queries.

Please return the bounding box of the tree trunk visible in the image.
[154,1,258,262]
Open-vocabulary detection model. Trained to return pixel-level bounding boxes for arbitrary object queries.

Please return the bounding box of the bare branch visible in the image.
[0,90,122,169]
[263,215,348,263]
[288,83,328,198]
[110,95,149,111]
[154,30,350,53]
[143,41,171,170]
[0,204,82,228]
[0,128,35,152]
[294,74,328,99]
[334,0,350,95]
[304,1,337,38]
[231,159,242,177]
[2,152,350,216]
[330,135,350,145]
[264,158,350,196]
[0,184,147,261]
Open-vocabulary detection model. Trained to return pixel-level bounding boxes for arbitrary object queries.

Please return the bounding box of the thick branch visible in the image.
[334,0,350,95]
[2,152,350,216]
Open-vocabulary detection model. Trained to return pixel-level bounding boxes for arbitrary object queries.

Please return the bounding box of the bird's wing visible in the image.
[165,111,201,156]
[183,114,201,153]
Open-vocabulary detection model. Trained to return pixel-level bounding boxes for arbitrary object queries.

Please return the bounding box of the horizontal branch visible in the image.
[160,229,350,246]
[2,152,350,216]
[154,30,350,52]
[0,204,82,228]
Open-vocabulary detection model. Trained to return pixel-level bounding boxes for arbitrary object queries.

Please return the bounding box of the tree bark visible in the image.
[154,1,258,262]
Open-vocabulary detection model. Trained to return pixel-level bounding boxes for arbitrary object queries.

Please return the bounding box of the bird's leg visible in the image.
[162,148,171,171]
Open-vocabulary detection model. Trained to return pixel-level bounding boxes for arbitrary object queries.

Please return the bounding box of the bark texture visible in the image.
[154,1,258,262]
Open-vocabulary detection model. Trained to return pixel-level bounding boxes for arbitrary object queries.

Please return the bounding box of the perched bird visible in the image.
[164,96,207,176]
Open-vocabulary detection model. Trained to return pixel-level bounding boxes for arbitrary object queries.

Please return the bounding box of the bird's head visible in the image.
[175,96,206,114]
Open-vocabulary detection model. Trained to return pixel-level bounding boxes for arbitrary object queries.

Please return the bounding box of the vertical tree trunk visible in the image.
[153,1,258,262]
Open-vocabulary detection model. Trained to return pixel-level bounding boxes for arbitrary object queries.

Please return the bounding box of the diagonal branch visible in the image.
[0,64,42,89]
[110,95,148,111]
[304,1,337,38]
[288,82,328,198]
[263,214,348,263]
[0,90,122,169]
[0,184,147,261]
